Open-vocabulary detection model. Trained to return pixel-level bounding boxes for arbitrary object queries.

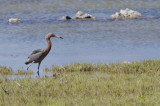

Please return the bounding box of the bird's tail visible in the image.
[25,61,29,65]
[25,58,30,65]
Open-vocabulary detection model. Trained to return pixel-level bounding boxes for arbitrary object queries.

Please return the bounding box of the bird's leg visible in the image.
[25,61,34,78]
[37,62,41,77]
[27,61,34,71]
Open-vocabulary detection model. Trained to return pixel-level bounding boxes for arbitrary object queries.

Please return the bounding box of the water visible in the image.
[0,0,160,73]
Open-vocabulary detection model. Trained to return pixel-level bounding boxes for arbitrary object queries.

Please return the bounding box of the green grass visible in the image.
[0,60,160,105]
[15,69,33,75]
[0,65,13,75]
[0,66,33,76]
[48,60,160,74]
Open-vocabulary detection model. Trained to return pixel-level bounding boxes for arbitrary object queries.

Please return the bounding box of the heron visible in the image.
[25,33,63,77]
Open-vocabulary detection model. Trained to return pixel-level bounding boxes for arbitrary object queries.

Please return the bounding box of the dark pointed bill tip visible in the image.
[54,35,63,39]
[60,37,63,39]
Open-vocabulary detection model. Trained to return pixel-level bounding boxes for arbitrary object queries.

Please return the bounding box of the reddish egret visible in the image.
[25,33,63,77]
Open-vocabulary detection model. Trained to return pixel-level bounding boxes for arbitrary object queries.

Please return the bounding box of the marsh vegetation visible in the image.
[0,60,160,105]
[0,66,33,76]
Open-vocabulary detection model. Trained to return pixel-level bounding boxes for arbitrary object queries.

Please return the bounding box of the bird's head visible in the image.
[46,33,63,39]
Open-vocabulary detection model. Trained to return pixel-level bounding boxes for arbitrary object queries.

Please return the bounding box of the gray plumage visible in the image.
[25,33,63,77]
[25,49,44,65]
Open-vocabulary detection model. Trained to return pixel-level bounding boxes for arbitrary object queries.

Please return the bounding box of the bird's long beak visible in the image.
[55,35,63,39]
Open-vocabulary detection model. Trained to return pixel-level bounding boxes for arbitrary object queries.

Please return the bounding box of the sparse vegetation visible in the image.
[49,60,160,74]
[0,66,33,76]
[0,65,13,75]
[15,69,33,75]
[0,60,160,105]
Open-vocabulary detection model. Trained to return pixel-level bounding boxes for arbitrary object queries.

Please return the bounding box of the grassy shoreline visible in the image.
[0,60,160,105]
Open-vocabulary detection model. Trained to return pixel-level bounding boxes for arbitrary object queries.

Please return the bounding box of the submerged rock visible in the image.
[58,16,72,21]
[58,11,95,21]
[110,8,142,19]
[8,18,21,23]
[73,11,95,19]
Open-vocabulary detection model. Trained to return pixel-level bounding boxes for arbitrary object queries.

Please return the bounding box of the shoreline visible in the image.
[0,59,160,76]
[0,59,160,105]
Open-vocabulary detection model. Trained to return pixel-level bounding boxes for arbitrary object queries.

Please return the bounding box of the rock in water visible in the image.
[8,18,21,23]
[73,11,95,19]
[110,8,142,19]
[58,16,72,21]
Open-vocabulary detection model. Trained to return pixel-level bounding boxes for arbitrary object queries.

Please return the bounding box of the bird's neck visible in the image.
[45,38,52,54]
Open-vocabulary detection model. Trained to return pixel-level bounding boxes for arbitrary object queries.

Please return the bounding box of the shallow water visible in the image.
[0,0,160,75]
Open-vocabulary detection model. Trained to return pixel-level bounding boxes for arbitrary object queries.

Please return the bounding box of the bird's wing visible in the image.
[26,49,43,61]
[30,49,43,55]
[25,49,45,64]
[27,52,44,63]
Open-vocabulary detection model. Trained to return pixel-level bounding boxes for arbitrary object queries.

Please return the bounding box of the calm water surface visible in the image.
[0,0,160,73]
